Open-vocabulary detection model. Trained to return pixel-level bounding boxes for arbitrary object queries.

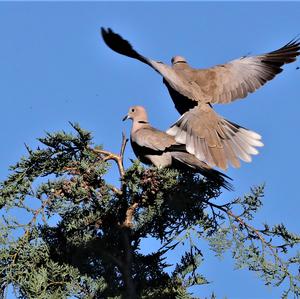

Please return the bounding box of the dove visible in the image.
[123,105,232,190]
[102,28,300,170]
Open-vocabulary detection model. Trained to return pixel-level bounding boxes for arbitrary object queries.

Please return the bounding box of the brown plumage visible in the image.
[123,106,232,190]
[102,28,299,169]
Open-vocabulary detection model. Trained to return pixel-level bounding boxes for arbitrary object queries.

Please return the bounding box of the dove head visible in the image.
[123,106,149,123]
[171,55,187,65]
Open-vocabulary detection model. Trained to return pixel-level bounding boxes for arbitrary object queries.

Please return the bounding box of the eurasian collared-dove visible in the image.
[123,105,232,190]
[101,28,300,170]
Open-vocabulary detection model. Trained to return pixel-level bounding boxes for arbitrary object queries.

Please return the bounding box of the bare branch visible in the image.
[120,131,129,160]
[89,133,128,178]
[123,202,139,229]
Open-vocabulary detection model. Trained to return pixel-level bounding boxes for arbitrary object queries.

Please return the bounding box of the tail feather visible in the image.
[171,151,233,191]
[167,105,263,170]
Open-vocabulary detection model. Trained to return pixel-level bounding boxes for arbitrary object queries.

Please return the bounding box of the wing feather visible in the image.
[201,38,300,104]
[133,127,176,152]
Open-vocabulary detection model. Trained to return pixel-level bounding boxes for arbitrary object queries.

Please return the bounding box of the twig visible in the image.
[11,196,52,265]
[123,202,139,228]
[89,148,122,175]
[89,132,128,178]
[120,131,128,162]
[204,200,288,273]
[109,185,122,195]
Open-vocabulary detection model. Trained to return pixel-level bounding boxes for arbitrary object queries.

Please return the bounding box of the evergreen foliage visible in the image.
[0,124,299,298]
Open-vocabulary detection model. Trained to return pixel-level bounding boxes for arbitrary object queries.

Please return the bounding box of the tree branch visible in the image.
[89,132,128,178]
[10,196,52,265]
[204,200,289,273]
[123,202,139,229]
[89,132,136,297]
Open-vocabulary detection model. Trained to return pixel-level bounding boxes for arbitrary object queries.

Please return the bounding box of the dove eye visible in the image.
[131,108,135,112]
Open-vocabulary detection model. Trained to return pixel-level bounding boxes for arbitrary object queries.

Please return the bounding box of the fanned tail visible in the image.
[167,105,263,170]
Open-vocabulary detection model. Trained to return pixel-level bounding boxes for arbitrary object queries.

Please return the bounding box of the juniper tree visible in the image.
[0,124,299,298]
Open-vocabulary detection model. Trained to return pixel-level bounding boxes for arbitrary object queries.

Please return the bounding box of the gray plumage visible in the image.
[102,28,300,170]
[123,106,232,190]
[166,105,263,170]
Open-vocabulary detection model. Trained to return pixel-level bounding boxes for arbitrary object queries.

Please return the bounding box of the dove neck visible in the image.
[172,61,188,70]
[131,119,150,134]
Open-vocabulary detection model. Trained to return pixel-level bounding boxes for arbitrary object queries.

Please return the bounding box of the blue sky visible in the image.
[1,2,300,298]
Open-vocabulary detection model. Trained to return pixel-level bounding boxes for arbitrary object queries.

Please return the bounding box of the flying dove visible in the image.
[123,105,232,190]
[101,28,300,170]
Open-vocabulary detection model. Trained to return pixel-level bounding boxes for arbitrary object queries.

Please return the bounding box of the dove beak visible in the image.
[122,114,129,121]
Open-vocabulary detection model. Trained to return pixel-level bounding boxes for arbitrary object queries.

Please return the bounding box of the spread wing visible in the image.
[101,27,150,65]
[167,104,263,170]
[102,27,299,107]
[195,38,300,104]
[101,27,200,102]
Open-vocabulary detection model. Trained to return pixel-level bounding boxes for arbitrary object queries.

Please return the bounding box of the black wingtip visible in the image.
[100,27,114,36]
[100,26,149,64]
[289,33,300,45]
[100,27,110,37]
[100,29,104,40]
[274,36,300,53]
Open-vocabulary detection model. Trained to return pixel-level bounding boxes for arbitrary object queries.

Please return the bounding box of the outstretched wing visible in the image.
[194,39,300,104]
[101,27,200,102]
[102,28,300,107]
[101,27,150,65]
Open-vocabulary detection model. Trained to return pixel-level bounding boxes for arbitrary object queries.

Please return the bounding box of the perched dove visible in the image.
[123,105,232,190]
[101,28,300,170]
